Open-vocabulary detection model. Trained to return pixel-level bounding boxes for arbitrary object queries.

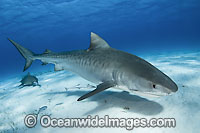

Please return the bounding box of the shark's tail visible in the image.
[8,38,35,72]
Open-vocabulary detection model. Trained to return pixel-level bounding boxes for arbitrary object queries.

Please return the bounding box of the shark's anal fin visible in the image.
[77,81,115,101]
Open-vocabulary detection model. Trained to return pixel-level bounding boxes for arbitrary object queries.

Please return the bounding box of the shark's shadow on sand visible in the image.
[42,90,163,116]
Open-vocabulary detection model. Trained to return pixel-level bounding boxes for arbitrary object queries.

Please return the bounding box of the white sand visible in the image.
[0,52,200,133]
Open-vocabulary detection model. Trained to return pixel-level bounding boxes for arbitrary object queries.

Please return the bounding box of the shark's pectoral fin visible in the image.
[54,64,64,71]
[24,60,33,72]
[77,81,115,101]
[18,84,24,89]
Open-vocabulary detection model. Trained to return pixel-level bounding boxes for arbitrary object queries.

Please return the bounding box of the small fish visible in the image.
[55,103,63,106]
[19,72,41,88]
[37,105,47,114]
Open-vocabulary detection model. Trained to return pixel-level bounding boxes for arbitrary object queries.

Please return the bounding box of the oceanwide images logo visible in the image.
[24,114,176,130]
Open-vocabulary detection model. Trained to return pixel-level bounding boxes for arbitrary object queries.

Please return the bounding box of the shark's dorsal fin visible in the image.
[44,49,52,54]
[27,72,30,75]
[87,32,110,51]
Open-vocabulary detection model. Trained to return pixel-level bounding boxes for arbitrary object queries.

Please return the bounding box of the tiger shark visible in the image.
[8,32,178,101]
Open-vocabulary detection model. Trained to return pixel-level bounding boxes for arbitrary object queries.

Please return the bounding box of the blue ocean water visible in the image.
[0,0,200,79]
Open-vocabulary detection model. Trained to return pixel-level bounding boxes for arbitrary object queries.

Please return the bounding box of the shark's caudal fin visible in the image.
[8,38,35,71]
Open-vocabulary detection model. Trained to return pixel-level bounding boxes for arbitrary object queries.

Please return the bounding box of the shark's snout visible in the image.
[171,84,178,93]
[167,83,178,94]
[153,71,178,95]
[165,78,178,93]
[158,81,178,96]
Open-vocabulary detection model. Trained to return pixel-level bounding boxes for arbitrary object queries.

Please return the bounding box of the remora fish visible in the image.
[8,32,178,101]
[19,72,40,88]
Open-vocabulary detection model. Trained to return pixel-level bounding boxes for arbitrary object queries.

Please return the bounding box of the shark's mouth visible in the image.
[116,85,172,98]
[131,90,170,98]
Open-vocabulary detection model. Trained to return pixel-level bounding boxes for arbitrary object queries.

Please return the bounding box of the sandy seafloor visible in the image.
[0,51,200,133]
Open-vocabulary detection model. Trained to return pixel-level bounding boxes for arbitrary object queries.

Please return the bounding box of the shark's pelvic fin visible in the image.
[87,32,110,51]
[77,81,115,101]
[8,38,35,72]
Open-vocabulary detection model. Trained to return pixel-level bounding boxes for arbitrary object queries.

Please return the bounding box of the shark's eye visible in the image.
[153,84,156,89]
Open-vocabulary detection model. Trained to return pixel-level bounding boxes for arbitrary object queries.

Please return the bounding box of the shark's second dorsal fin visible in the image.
[87,32,110,51]
[44,49,52,54]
